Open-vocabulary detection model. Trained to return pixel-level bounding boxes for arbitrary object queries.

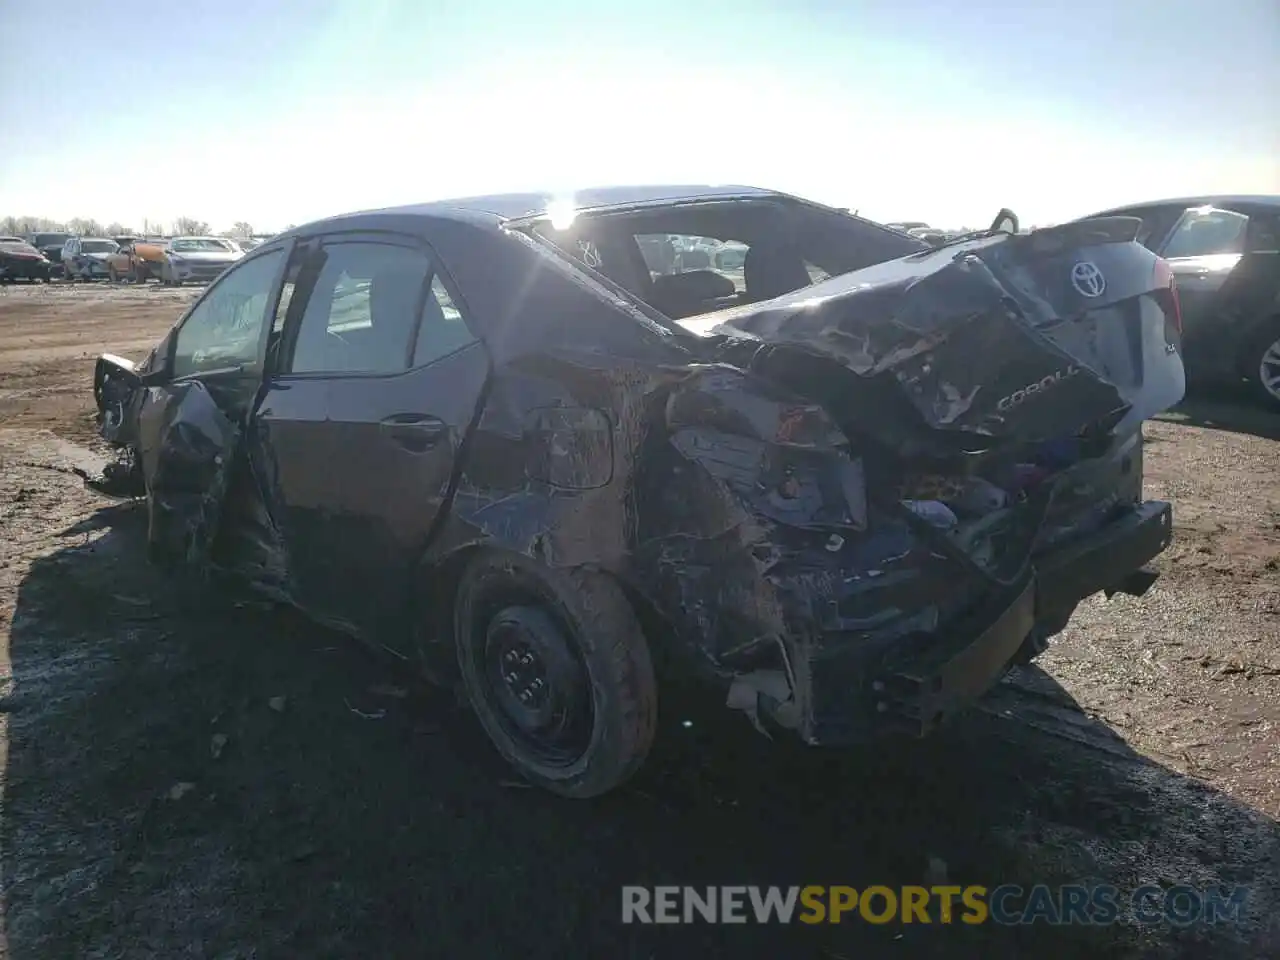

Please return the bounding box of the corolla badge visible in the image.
[1070,261,1106,298]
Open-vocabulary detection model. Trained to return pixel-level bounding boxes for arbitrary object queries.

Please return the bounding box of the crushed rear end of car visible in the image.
[645,216,1184,743]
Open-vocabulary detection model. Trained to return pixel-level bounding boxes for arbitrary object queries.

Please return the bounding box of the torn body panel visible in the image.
[697,218,1184,451]
[135,380,240,567]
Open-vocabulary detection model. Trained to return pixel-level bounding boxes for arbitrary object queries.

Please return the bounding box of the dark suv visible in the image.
[25,231,72,278]
[1076,195,1280,408]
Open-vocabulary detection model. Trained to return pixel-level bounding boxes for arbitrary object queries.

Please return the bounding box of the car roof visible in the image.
[1088,194,1280,216]
[291,184,784,235]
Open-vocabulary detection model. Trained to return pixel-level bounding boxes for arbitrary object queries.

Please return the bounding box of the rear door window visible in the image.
[1160,207,1249,259]
[288,241,431,375]
[411,274,476,367]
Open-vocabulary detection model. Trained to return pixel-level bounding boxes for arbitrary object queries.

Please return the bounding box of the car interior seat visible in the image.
[743,243,813,303]
[648,269,738,318]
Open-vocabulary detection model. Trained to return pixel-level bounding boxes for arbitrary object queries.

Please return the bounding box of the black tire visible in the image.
[454,551,657,798]
[1243,317,1280,410]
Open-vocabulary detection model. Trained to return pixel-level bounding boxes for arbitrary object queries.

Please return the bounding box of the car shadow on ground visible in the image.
[1155,388,1280,442]
[2,504,1275,959]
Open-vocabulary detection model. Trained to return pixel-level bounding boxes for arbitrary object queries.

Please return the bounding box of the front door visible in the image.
[134,243,292,563]
[272,233,488,648]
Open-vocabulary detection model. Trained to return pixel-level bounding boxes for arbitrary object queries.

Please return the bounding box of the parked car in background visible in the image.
[912,229,953,247]
[885,221,929,233]
[62,236,120,281]
[25,231,71,277]
[1075,195,1280,408]
[159,236,245,285]
[88,185,1183,797]
[236,237,264,251]
[105,237,169,282]
[0,236,53,282]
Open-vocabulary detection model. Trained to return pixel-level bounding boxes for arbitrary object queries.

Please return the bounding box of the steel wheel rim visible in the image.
[480,605,594,767]
[1260,336,1280,402]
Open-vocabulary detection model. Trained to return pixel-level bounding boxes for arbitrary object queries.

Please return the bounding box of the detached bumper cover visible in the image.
[786,500,1173,744]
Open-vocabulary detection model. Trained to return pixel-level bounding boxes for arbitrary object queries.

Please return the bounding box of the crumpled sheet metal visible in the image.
[425,351,943,742]
[79,455,146,500]
[710,246,1129,444]
[135,380,240,568]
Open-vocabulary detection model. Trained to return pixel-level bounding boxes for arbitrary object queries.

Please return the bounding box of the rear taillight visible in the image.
[1152,257,1182,335]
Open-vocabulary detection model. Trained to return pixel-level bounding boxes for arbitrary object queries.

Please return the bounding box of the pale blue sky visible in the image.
[1,0,1276,232]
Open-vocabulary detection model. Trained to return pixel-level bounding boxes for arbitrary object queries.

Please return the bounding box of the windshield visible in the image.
[32,233,70,246]
[81,240,118,253]
[170,238,234,252]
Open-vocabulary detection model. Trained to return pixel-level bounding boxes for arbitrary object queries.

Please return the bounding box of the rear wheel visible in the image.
[1244,318,1280,410]
[454,551,657,798]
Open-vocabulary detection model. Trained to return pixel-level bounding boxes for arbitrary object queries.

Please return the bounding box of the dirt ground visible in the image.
[0,281,1277,959]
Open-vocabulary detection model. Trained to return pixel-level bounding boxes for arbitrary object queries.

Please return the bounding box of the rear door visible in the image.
[274,231,488,648]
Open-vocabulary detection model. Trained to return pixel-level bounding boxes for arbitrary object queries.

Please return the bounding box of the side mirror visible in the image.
[990,208,1020,235]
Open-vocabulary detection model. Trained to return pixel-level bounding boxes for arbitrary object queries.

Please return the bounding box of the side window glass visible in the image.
[1161,208,1249,259]
[412,274,477,367]
[290,242,430,375]
[172,249,284,378]
[172,249,282,378]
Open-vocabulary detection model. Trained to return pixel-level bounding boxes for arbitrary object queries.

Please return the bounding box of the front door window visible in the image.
[172,248,285,378]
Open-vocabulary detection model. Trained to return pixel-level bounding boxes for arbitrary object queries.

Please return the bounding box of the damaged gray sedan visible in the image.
[89,186,1185,797]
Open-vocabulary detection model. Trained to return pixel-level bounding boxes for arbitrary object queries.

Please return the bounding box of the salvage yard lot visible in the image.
[0,282,1277,958]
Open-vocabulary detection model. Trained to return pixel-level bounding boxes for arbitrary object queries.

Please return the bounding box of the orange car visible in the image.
[104,236,169,282]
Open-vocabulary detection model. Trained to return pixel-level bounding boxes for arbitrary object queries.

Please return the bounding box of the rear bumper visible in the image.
[775,500,1173,744]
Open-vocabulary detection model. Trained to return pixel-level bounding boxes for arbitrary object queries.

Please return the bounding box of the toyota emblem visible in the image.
[1070,261,1106,298]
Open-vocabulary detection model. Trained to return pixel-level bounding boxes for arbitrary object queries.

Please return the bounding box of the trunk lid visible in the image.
[682,216,1185,449]
[680,217,1185,585]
